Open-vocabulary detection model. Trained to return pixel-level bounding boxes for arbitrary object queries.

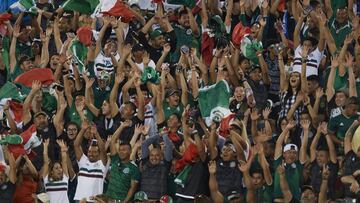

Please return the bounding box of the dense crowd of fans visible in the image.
[0,0,359,202]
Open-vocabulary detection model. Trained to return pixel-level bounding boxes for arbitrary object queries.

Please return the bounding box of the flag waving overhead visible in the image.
[62,0,100,14]
[70,39,88,73]
[10,0,37,13]
[0,82,26,102]
[14,68,54,88]
[198,80,231,118]
[99,0,136,23]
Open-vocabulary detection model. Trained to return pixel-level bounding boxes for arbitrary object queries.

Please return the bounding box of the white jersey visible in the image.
[74,155,106,202]
[144,103,157,136]
[94,51,120,77]
[44,174,69,203]
[292,46,323,76]
[135,60,156,72]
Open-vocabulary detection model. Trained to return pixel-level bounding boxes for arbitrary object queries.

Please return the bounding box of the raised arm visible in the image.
[22,81,42,125]
[319,165,330,203]
[91,126,107,165]
[326,56,338,102]
[274,121,295,160]
[57,140,69,177]
[277,161,293,203]
[278,54,288,92]
[300,47,309,94]
[347,54,358,97]
[84,76,100,117]
[293,14,305,48]
[53,16,63,54]
[208,161,224,203]
[110,73,124,116]
[310,124,322,162]
[110,121,131,155]
[95,17,110,57]
[187,7,199,37]
[24,155,38,179]
[74,121,89,161]
[134,78,145,121]
[300,119,310,164]
[257,144,273,185]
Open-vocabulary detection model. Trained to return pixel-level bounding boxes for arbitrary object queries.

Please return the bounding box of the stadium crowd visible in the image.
[0,0,359,202]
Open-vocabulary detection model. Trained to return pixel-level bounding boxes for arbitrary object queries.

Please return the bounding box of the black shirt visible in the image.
[138,30,177,64]
[95,112,122,140]
[310,160,338,199]
[0,182,15,203]
[344,151,360,198]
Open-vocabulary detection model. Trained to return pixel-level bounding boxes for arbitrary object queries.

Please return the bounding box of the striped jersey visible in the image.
[94,51,120,78]
[44,174,69,203]
[74,154,106,202]
[292,45,323,76]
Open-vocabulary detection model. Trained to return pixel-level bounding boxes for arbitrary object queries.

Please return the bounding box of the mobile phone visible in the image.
[180,45,189,54]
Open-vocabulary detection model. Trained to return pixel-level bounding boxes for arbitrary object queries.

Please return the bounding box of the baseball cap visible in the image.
[132,43,145,52]
[222,141,236,152]
[283,144,298,152]
[150,29,163,39]
[134,191,148,201]
[345,96,359,106]
[160,195,173,203]
[227,191,242,200]
[248,65,262,74]
[33,111,48,119]
[18,55,33,65]
[165,88,180,98]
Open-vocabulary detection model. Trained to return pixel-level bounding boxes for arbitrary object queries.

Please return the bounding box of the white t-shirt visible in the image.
[135,60,156,72]
[74,155,106,202]
[44,174,69,203]
[292,45,324,76]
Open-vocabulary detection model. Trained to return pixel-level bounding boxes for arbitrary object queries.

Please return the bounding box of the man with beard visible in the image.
[73,120,107,202]
[171,7,199,63]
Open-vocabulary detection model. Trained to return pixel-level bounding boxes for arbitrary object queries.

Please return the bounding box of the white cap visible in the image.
[283,144,298,153]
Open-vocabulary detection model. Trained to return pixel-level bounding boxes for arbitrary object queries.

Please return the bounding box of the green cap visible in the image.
[134,191,148,201]
[150,29,163,39]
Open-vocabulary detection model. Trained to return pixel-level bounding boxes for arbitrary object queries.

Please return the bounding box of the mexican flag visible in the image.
[14,68,54,88]
[198,80,231,119]
[0,82,26,102]
[62,0,100,14]
[10,0,37,13]
[93,0,136,23]
[7,124,40,159]
[70,39,88,73]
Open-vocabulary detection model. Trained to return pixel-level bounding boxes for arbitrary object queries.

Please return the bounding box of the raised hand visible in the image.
[81,119,90,130]
[43,139,50,148]
[163,43,171,53]
[238,160,251,172]
[259,17,267,27]
[134,124,143,136]
[331,55,339,68]
[120,120,132,128]
[208,160,217,174]
[322,164,330,180]
[56,139,68,152]
[277,160,286,175]
[286,120,296,130]
[315,88,324,99]
[262,107,271,120]
[31,80,42,92]
[115,72,125,84]
[319,122,328,135]
[300,119,311,130]
[13,24,21,38]
[250,108,260,121]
